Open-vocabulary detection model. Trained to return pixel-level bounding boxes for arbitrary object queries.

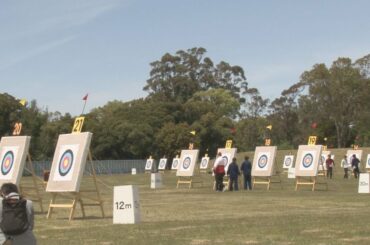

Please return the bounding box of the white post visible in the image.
[113,185,140,224]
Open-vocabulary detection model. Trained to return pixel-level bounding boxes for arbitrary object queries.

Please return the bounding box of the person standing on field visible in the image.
[213,152,225,192]
[351,154,360,179]
[227,157,240,191]
[325,154,335,179]
[341,155,350,179]
[240,155,252,190]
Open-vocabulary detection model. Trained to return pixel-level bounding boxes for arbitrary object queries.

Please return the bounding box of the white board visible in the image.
[0,136,31,186]
[158,158,167,170]
[199,157,210,170]
[283,155,294,169]
[288,167,296,179]
[358,173,370,194]
[171,158,180,170]
[113,185,140,224]
[252,146,277,177]
[295,145,322,177]
[46,132,92,192]
[176,149,199,177]
[366,154,370,169]
[145,159,154,171]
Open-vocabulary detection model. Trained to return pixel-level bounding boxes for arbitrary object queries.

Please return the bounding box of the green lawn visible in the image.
[27,148,370,245]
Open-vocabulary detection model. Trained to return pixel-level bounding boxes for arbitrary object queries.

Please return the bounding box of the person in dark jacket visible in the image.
[227,157,240,191]
[351,154,360,179]
[240,155,252,190]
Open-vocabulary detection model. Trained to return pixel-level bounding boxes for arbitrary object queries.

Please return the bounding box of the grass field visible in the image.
[26,148,370,245]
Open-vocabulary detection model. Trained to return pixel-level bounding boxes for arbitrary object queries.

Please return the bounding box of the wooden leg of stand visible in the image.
[46,193,57,219]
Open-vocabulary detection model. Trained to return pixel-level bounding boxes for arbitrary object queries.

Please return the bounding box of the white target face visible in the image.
[366,154,370,168]
[200,157,209,169]
[283,155,294,169]
[145,159,153,170]
[299,151,316,171]
[222,153,232,171]
[256,152,270,171]
[53,144,79,181]
[180,155,192,171]
[171,158,179,170]
[0,146,19,180]
[158,159,167,170]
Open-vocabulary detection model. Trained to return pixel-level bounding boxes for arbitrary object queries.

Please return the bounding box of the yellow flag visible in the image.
[19,99,27,106]
[266,125,272,130]
[190,130,196,135]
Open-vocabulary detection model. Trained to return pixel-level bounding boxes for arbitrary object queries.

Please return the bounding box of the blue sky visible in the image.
[1,0,369,115]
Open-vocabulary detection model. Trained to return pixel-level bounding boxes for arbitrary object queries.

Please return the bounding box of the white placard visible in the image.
[131,168,136,175]
[113,185,140,224]
[358,173,370,194]
[151,173,162,189]
[288,168,296,179]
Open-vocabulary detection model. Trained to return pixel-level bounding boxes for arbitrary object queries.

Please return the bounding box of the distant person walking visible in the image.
[227,157,240,191]
[341,155,350,179]
[351,154,360,179]
[240,156,252,190]
[325,154,335,179]
[213,152,225,192]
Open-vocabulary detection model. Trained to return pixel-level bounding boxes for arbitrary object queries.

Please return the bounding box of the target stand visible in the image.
[252,175,282,190]
[176,176,202,189]
[19,154,45,213]
[46,152,105,221]
[295,176,327,191]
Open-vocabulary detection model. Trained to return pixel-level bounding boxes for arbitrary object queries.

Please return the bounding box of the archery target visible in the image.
[200,157,209,169]
[252,146,277,177]
[257,154,268,169]
[158,158,167,170]
[176,149,199,177]
[0,146,19,180]
[0,136,30,186]
[53,144,79,181]
[181,156,192,170]
[302,153,314,169]
[145,159,153,171]
[366,154,370,168]
[171,158,179,170]
[222,153,232,171]
[295,145,322,177]
[46,132,92,192]
[283,155,294,169]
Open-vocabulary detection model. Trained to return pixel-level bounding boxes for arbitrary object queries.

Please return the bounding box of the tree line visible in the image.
[1,48,369,161]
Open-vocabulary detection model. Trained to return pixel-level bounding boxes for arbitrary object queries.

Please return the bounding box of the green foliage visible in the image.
[1,51,370,160]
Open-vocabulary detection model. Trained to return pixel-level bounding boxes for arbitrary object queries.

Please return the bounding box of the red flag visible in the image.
[82,93,88,101]
[311,122,317,129]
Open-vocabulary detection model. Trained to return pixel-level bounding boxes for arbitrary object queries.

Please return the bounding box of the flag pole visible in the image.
[81,100,87,115]
[81,93,88,115]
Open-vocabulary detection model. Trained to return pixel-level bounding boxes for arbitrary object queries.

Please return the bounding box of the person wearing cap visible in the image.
[341,155,350,179]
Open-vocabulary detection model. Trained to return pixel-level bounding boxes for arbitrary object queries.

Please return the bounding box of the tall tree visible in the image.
[284,57,370,147]
[144,47,247,103]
